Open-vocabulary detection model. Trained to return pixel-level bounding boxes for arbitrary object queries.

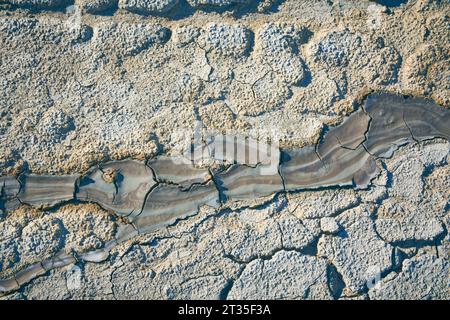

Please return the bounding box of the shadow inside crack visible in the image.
[370,0,409,7]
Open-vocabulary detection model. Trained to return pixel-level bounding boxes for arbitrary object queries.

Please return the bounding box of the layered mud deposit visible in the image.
[1,93,449,294]
[0,0,449,300]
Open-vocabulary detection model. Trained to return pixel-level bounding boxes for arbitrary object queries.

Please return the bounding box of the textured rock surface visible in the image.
[228,251,331,299]
[0,0,449,300]
[318,205,394,294]
[368,254,450,300]
[0,0,71,9]
[118,0,178,14]
[78,0,118,14]
[187,0,247,6]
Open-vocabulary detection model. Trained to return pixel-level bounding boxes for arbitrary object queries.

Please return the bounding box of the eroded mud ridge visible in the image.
[0,92,449,295]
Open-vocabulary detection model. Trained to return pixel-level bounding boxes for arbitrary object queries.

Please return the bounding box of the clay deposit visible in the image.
[0,0,449,300]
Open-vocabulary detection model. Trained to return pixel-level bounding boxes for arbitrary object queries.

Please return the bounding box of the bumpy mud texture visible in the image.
[0,0,449,300]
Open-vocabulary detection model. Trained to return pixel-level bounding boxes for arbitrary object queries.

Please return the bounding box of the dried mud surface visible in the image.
[0,0,449,300]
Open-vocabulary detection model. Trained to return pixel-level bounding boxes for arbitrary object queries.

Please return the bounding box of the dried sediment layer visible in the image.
[0,0,267,14]
[0,92,449,295]
[363,94,450,157]
[1,93,449,226]
[17,175,79,208]
[133,181,220,234]
[0,0,412,16]
[2,1,449,177]
[77,160,156,216]
[281,93,449,190]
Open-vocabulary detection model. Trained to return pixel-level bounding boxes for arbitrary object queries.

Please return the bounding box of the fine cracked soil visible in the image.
[0,0,449,300]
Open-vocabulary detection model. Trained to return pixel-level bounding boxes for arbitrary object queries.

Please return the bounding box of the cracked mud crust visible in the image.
[0,0,449,300]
